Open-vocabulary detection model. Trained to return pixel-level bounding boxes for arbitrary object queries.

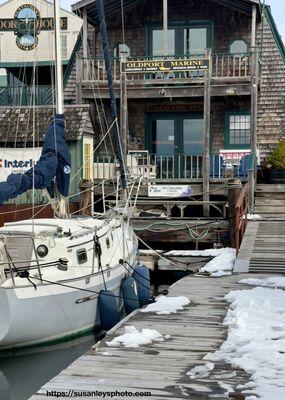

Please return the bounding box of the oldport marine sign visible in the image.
[121,58,210,73]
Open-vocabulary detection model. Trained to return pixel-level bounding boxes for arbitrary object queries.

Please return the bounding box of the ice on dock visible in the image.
[141,295,190,315]
[240,276,285,289]
[106,325,166,348]
[205,285,285,400]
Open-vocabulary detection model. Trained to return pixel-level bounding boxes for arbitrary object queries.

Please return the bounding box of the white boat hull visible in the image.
[0,264,128,350]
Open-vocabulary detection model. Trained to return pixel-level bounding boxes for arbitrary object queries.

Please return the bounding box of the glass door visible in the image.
[183,27,207,55]
[147,114,204,179]
[182,117,204,178]
[149,117,176,178]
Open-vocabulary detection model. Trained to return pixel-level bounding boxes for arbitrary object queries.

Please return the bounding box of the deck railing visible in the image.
[93,153,241,181]
[235,183,249,254]
[0,85,54,106]
[82,53,251,83]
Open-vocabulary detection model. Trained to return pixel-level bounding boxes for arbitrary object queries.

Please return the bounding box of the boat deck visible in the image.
[30,273,274,399]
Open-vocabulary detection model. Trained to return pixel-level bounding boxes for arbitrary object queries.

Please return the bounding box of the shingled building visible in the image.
[68,0,284,210]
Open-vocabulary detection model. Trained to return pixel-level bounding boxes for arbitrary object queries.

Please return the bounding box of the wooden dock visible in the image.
[30,273,272,400]
[235,220,285,273]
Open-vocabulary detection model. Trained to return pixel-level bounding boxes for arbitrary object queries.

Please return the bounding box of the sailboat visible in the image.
[0,0,138,349]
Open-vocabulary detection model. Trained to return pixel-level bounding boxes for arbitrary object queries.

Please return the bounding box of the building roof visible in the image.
[264,5,285,64]
[0,105,93,143]
[72,0,261,25]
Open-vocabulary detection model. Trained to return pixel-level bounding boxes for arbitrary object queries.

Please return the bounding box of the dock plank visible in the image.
[30,273,277,399]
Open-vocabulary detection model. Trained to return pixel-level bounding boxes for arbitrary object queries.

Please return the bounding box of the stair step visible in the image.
[254,206,285,213]
[255,198,285,206]
[256,184,285,193]
[249,267,285,274]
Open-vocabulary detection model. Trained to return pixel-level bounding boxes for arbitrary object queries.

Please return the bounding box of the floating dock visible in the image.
[30,273,273,400]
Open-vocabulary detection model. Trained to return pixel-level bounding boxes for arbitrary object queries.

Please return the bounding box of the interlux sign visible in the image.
[0,4,67,50]
[0,148,41,179]
[121,58,210,73]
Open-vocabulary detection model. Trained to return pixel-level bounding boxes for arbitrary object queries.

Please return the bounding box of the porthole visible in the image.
[230,40,248,55]
[76,248,87,265]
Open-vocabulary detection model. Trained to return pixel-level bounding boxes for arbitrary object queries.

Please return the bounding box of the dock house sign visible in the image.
[121,59,210,73]
[0,4,67,50]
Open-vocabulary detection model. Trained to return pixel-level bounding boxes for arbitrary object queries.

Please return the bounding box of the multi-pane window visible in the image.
[84,143,92,180]
[226,114,251,148]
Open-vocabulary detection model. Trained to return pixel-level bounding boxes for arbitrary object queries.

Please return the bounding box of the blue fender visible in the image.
[121,276,140,315]
[133,264,151,306]
[99,290,119,331]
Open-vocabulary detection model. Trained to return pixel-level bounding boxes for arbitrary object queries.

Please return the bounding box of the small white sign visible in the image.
[0,147,42,180]
[148,185,192,198]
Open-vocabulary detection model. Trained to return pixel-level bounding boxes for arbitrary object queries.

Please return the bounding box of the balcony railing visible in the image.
[81,53,251,83]
[0,85,54,106]
[93,153,251,182]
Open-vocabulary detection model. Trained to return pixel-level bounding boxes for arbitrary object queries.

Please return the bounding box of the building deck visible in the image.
[30,273,271,400]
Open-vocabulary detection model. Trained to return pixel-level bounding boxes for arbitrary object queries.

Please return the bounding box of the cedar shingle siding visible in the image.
[256,11,285,159]
[66,0,284,158]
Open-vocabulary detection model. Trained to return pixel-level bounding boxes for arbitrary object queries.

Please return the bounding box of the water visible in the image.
[0,330,103,400]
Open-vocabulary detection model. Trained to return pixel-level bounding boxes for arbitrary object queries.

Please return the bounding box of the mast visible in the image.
[52,0,69,218]
[96,0,127,189]
[54,0,64,114]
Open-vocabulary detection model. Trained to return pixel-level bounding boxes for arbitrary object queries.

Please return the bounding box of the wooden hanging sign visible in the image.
[121,58,210,73]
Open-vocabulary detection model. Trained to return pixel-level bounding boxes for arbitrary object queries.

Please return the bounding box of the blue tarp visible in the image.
[0,114,71,204]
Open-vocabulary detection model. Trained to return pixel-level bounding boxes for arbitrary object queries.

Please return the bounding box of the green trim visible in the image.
[264,5,285,64]
[0,60,68,68]
[224,111,251,150]
[146,20,213,57]
[63,28,83,88]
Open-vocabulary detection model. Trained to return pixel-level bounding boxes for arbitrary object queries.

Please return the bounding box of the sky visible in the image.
[0,0,284,41]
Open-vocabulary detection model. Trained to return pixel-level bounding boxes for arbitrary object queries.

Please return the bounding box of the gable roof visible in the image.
[264,5,285,64]
[72,0,261,25]
[0,105,93,143]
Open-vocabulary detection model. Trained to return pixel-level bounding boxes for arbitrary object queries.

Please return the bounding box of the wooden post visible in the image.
[163,0,168,56]
[83,7,88,59]
[76,53,82,103]
[203,49,212,217]
[249,46,259,213]
[120,69,128,157]
[228,178,242,248]
[251,4,257,47]
[79,180,93,216]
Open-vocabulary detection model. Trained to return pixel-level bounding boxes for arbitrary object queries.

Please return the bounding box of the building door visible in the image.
[149,23,211,57]
[146,113,204,178]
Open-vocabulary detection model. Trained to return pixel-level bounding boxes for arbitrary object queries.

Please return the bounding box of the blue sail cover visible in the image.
[0,114,71,204]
